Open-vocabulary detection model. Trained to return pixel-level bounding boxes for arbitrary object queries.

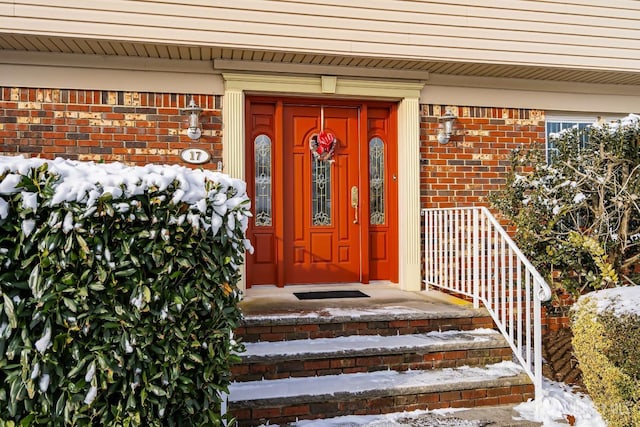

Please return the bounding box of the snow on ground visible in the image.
[251,378,604,426]
[288,409,492,427]
[242,306,438,323]
[515,379,605,427]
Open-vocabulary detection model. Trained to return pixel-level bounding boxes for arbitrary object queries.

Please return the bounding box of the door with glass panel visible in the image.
[282,105,360,284]
[245,98,397,287]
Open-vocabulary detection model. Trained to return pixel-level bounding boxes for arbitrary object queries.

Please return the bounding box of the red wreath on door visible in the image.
[309,131,337,162]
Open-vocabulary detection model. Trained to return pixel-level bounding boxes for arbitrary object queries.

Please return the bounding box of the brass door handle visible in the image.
[351,186,359,224]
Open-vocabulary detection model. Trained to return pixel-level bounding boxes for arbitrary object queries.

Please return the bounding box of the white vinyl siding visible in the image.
[1,0,640,73]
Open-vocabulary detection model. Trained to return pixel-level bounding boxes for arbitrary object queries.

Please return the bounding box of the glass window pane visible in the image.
[369,137,385,225]
[254,134,272,226]
[311,155,332,226]
[546,121,590,163]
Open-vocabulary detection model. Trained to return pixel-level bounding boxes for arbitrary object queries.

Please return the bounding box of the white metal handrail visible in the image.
[422,206,552,405]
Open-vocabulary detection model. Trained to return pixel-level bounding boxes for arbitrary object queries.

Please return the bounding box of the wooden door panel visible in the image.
[253,234,275,263]
[367,105,398,282]
[245,101,278,285]
[283,105,360,284]
[369,231,387,261]
[292,150,306,242]
[336,150,352,241]
[285,107,317,281]
[311,233,332,262]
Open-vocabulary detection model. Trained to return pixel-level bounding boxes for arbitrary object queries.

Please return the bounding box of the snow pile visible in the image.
[515,379,605,427]
[0,156,253,250]
[243,305,444,323]
[549,113,640,140]
[291,410,489,426]
[578,286,640,317]
[592,113,640,130]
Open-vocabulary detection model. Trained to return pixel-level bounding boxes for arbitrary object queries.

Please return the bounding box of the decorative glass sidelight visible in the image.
[369,137,385,225]
[254,134,272,226]
[311,155,332,226]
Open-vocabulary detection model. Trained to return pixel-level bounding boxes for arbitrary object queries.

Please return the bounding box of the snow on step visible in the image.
[228,361,525,402]
[241,305,479,324]
[242,328,504,360]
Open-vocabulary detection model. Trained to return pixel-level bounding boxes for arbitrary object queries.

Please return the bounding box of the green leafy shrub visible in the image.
[0,157,252,426]
[490,115,640,302]
[572,289,640,427]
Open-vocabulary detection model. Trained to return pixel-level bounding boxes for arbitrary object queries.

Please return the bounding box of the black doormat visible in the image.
[293,290,370,300]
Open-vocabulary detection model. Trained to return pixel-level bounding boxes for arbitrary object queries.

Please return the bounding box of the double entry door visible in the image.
[245,97,397,287]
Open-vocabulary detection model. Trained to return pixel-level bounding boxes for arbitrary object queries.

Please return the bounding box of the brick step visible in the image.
[232,329,513,382]
[228,361,534,426]
[235,310,495,343]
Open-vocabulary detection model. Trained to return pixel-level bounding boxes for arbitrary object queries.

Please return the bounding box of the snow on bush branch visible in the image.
[0,156,253,254]
[490,114,640,299]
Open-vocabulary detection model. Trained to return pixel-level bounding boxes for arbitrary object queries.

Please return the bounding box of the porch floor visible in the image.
[239,282,484,320]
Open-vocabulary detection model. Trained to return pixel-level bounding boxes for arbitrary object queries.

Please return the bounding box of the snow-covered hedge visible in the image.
[0,157,252,425]
[572,287,640,427]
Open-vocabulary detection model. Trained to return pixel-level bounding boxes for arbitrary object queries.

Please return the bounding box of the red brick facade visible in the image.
[420,105,546,209]
[0,87,222,169]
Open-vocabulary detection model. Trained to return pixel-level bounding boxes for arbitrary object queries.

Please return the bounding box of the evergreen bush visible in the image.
[572,291,640,427]
[490,115,640,301]
[0,157,252,426]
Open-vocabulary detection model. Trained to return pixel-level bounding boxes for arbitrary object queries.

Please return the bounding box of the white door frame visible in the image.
[222,73,424,292]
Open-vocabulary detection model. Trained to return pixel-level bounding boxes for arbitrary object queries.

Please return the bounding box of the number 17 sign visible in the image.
[180,148,211,165]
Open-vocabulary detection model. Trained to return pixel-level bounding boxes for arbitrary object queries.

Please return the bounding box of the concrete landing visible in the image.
[240,283,485,322]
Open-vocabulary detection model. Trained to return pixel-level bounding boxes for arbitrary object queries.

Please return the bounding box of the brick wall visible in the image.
[0,87,222,169]
[420,105,546,209]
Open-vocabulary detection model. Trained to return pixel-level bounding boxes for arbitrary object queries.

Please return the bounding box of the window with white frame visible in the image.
[545,114,624,163]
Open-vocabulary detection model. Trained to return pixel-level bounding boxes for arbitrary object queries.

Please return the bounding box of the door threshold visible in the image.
[247,281,396,289]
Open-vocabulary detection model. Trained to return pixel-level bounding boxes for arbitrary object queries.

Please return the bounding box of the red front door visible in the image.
[283,105,360,284]
[245,98,398,287]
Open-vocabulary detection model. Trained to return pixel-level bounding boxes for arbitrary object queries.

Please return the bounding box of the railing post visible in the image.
[423,209,429,292]
[472,208,480,309]
[220,391,228,426]
[534,293,543,417]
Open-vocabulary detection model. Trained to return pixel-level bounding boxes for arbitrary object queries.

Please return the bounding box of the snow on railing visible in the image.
[422,206,552,407]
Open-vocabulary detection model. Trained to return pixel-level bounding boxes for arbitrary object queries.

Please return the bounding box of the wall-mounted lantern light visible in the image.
[183,96,203,140]
[437,110,457,144]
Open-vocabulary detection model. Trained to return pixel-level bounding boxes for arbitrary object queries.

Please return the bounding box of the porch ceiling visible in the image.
[2,34,640,86]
